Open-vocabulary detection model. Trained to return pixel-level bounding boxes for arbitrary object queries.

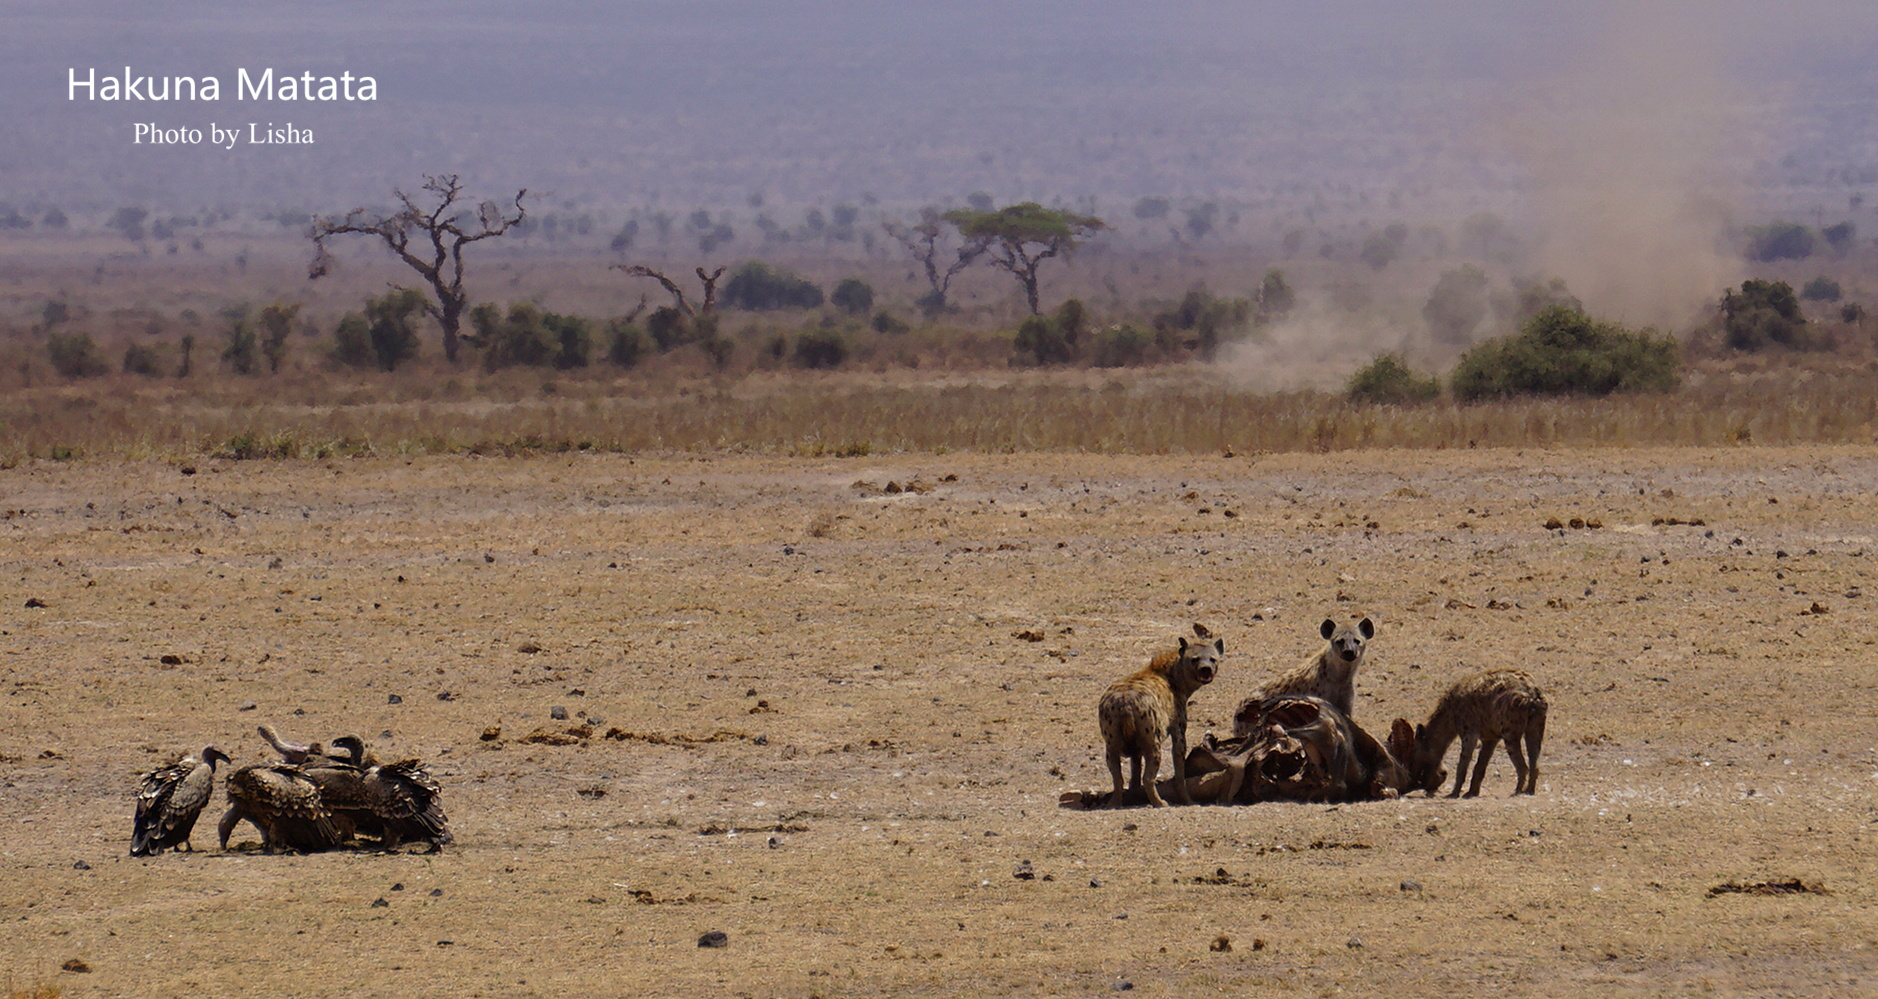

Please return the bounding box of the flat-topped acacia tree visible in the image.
[309,174,527,364]
[941,202,1105,315]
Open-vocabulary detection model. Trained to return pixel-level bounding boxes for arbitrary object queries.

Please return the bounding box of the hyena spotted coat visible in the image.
[1406,668,1548,797]
[1232,617,1374,738]
[1099,630,1224,807]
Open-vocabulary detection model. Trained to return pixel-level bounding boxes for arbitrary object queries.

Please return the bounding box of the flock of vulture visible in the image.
[131,725,452,856]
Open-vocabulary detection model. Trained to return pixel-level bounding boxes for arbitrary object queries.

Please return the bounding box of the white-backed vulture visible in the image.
[131,746,231,856]
[331,735,454,852]
[217,762,344,852]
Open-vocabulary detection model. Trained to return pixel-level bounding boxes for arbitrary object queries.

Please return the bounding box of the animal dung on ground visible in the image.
[1706,879,1828,898]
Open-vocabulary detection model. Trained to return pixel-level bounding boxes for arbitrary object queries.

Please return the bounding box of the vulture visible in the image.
[131,746,231,856]
[217,762,344,852]
[330,734,454,852]
[249,726,453,851]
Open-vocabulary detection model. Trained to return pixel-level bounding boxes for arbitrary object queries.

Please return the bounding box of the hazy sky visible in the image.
[4,1,1875,216]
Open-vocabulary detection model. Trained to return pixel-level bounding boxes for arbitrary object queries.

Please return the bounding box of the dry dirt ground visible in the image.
[3,446,1877,998]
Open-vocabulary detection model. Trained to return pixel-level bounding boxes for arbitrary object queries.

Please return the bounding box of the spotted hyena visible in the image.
[1232,616,1374,738]
[1098,627,1224,807]
[1405,668,1548,797]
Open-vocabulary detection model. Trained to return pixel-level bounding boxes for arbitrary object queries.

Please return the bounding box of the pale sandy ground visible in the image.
[3,447,1876,998]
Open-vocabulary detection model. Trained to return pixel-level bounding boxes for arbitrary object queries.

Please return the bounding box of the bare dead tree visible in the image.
[614,264,726,317]
[309,174,527,363]
[884,207,987,315]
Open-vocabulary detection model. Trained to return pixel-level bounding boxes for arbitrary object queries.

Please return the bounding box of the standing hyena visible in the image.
[1405,668,1548,797]
[1231,616,1374,738]
[1098,628,1224,807]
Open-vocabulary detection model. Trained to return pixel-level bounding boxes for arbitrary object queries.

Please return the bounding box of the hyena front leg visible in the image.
[1449,733,1479,798]
[1169,727,1193,806]
[1465,735,1501,798]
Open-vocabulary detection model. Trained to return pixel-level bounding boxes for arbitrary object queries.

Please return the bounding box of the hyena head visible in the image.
[1410,722,1450,796]
[1320,616,1376,665]
[1174,635,1224,691]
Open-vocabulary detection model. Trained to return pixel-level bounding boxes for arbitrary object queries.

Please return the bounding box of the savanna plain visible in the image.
[4,442,1876,998]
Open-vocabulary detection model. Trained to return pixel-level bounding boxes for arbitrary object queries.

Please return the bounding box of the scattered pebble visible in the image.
[72,860,91,871]
[550,706,569,720]
[1400,879,1423,892]
[1013,860,1035,880]
[61,958,90,973]
[238,701,257,712]
[698,930,729,948]
[387,694,403,705]
[371,898,389,908]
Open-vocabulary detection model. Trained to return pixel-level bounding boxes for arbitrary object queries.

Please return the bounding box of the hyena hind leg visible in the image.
[1522,713,1547,794]
[1105,750,1129,808]
[1139,750,1167,807]
[1503,738,1531,797]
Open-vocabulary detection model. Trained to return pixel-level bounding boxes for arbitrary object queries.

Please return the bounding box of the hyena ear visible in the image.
[1358,617,1376,640]
[1212,638,1225,655]
[1320,618,1337,640]
[1178,636,1191,652]
[1192,622,1212,639]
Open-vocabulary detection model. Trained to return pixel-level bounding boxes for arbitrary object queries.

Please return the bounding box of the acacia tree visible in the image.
[883,207,987,315]
[308,174,527,363]
[942,202,1105,315]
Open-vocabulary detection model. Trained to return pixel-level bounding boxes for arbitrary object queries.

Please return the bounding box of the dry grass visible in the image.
[2,352,1877,463]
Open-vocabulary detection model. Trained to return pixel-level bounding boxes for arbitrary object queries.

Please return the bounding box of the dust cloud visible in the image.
[1499,0,1748,330]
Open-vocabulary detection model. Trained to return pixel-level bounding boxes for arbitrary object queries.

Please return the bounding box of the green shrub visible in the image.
[1721,279,1807,351]
[547,312,591,370]
[1089,324,1154,368]
[1423,265,1490,344]
[221,307,258,375]
[371,291,426,371]
[1347,353,1441,404]
[472,303,551,370]
[722,261,824,310]
[1823,221,1856,254]
[258,302,299,373]
[1745,221,1815,262]
[332,315,373,368]
[1256,268,1296,323]
[1015,298,1092,365]
[122,342,164,377]
[870,311,910,336]
[1153,287,1250,357]
[606,319,647,368]
[1450,305,1678,401]
[48,331,109,378]
[830,278,875,315]
[1799,276,1841,302]
[792,329,847,369]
